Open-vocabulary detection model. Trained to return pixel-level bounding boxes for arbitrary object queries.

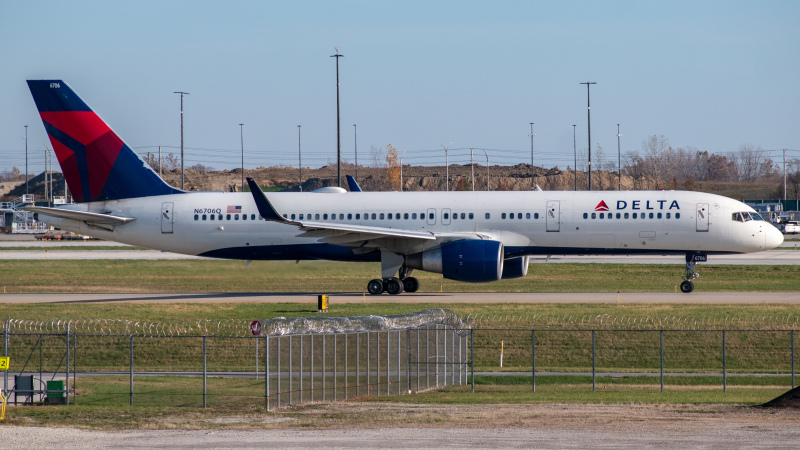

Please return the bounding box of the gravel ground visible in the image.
[3,403,799,449]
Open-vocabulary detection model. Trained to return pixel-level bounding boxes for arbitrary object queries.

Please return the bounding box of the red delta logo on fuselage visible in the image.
[596,199,681,211]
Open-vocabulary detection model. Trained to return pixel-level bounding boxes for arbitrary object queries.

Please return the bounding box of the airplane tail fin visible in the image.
[27,80,182,202]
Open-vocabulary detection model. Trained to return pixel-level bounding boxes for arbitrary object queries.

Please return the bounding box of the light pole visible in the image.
[617,124,621,191]
[353,124,358,183]
[24,125,28,196]
[573,124,577,191]
[470,148,475,191]
[239,124,244,192]
[529,123,535,190]
[580,82,596,190]
[173,91,190,190]
[331,48,344,187]
[297,125,302,191]
[482,149,489,191]
[443,142,452,191]
[400,150,406,191]
[783,149,787,201]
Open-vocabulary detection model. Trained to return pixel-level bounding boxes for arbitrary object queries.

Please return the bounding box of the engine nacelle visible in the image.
[406,240,504,283]
[501,256,530,279]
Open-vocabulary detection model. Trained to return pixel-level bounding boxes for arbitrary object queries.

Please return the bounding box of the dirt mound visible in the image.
[761,386,800,409]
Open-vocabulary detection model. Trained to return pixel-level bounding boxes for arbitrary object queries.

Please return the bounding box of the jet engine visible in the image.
[406,240,504,283]
[501,256,530,279]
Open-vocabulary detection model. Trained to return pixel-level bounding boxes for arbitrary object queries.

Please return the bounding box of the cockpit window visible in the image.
[750,212,764,221]
[732,211,764,222]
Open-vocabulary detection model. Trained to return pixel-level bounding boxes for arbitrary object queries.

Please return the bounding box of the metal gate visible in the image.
[161,202,174,234]
[696,203,709,232]
[546,201,560,232]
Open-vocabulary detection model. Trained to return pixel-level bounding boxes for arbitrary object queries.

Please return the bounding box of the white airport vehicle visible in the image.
[23,80,784,294]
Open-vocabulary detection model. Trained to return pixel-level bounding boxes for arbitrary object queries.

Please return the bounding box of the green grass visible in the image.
[0,246,149,251]
[2,260,800,293]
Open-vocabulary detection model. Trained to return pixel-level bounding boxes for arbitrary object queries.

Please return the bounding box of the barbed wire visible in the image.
[463,313,800,330]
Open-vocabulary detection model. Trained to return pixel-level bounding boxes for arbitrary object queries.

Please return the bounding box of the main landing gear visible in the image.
[367,263,420,295]
[680,253,703,293]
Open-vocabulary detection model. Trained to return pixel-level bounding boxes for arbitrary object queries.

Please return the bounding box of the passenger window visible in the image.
[616,213,621,219]
[469,213,474,219]
[202,214,207,220]
[599,213,604,219]
[290,214,295,220]
[347,213,352,220]
[666,212,671,219]
[243,214,247,221]
[676,213,681,219]
[372,213,377,220]
[534,213,539,219]
[340,214,344,220]
[632,213,637,219]
[194,214,198,221]
[591,213,596,219]
[252,214,256,220]
[502,213,507,219]
[444,213,449,220]
[485,213,491,219]
[388,213,393,220]
[583,213,588,219]
[356,213,360,220]
[412,213,417,220]
[380,213,385,220]
[649,212,654,219]
[624,213,629,219]
[657,213,662,219]
[608,214,612,219]
[429,213,434,220]
[258,215,262,220]
[219,215,223,221]
[396,213,400,220]
[323,214,328,220]
[421,212,426,219]
[526,213,531,219]
[315,214,320,220]
[210,215,215,221]
[518,213,522,219]
[227,214,231,220]
[404,213,409,219]
[299,214,304,220]
[461,213,465,219]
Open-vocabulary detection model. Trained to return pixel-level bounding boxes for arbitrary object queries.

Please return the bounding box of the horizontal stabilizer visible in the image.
[23,206,136,225]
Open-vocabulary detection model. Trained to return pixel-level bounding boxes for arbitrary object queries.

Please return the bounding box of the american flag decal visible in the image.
[227,205,242,213]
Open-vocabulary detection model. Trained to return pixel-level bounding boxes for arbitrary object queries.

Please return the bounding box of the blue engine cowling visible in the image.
[405,240,505,283]
[501,256,529,279]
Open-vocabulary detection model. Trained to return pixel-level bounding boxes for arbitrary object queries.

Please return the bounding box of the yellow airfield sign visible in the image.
[0,357,8,370]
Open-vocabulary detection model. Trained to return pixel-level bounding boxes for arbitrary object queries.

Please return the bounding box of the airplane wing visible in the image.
[247,177,446,245]
[22,206,136,225]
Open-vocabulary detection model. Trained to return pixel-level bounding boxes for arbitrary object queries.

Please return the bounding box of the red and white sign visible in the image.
[250,320,262,336]
[594,200,610,211]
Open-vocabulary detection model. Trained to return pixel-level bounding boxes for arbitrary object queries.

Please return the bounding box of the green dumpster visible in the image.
[46,380,65,404]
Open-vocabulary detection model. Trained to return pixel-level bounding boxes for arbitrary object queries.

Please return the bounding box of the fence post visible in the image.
[66,323,70,405]
[406,330,411,393]
[426,326,430,389]
[356,333,360,397]
[592,330,595,392]
[443,325,447,387]
[203,336,207,408]
[376,332,380,396]
[344,333,348,400]
[397,330,401,395]
[435,325,440,387]
[366,332,370,395]
[265,335,269,411]
[255,335,259,380]
[470,329,474,393]
[289,335,293,406]
[531,330,536,393]
[129,335,134,406]
[322,334,326,401]
[299,335,303,404]
[3,320,7,399]
[277,336,281,407]
[792,330,795,389]
[310,334,314,403]
[386,330,390,396]
[451,328,456,386]
[660,330,664,393]
[333,334,337,401]
[722,330,726,393]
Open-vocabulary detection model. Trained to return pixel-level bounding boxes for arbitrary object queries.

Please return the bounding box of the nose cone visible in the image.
[766,225,784,249]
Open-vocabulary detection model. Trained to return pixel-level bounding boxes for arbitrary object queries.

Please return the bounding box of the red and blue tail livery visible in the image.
[27,80,182,202]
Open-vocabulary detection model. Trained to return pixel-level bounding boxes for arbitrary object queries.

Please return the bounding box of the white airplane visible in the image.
[24,80,784,295]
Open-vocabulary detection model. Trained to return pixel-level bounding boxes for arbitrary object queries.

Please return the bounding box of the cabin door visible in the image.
[696,203,709,232]
[161,202,174,234]
[546,201,560,232]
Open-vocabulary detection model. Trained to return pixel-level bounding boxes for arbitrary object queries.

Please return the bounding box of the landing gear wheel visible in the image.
[680,280,694,293]
[367,279,384,295]
[403,277,420,293]
[385,277,404,295]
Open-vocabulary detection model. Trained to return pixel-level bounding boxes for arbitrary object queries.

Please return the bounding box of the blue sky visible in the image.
[1,0,798,174]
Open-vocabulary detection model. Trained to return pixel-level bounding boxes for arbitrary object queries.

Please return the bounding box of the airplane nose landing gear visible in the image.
[681,253,705,293]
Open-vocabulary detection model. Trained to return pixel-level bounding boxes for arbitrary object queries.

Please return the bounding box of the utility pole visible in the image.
[783,149,787,201]
[24,125,28,196]
[158,146,162,177]
[529,123,535,190]
[443,142,452,191]
[44,146,48,204]
[173,91,190,190]
[353,124,358,183]
[471,148,475,191]
[580,82,596,190]
[239,124,244,192]
[331,48,344,187]
[573,124,577,191]
[297,125,302,191]
[617,124,621,191]
[482,149,489,191]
